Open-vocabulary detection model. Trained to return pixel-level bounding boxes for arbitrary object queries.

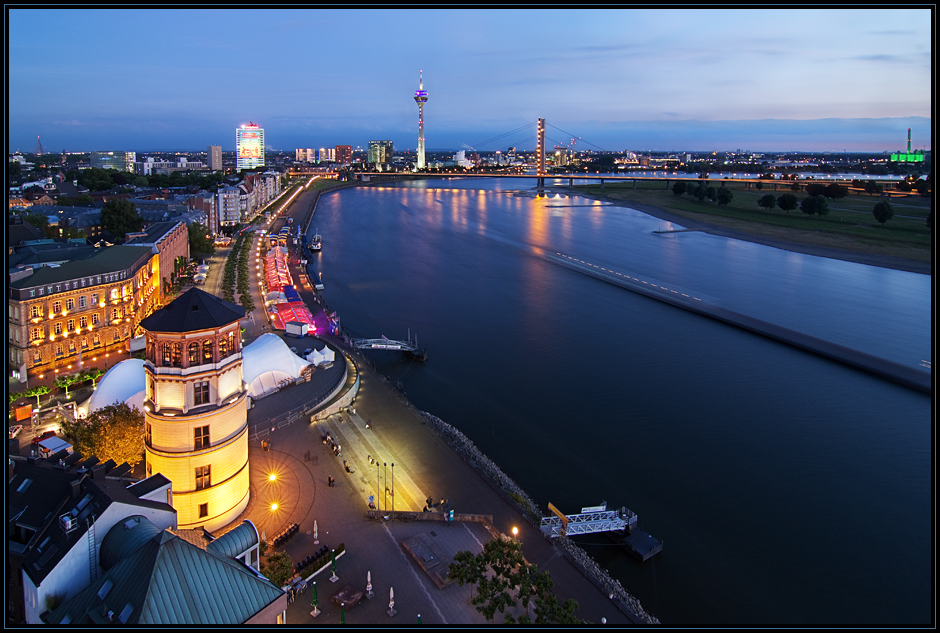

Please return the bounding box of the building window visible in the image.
[68,341,76,355]
[30,328,42,342]
[80,316,87,329]
[81,337,88,349]
[112,329,119,342]
[54,322,62,335]
[199,503,208,518]
[55,345,63,357]
[195,465,211,490]
[53,301,61,314]
[67,319,75,332]
[93,333,100,347]
[145,423,152,446]
[162,343,171,365]
[33,350,41,364]
[30,305,41,319]
[92,313,100,325]
[218,337,228,358]
[194,425,210,449]
[92,293,99,306]
[79,296,86,309]
[188,342,199,366]
[66,298,74,311]
[203,340,213,363]
[171,343,182,367]
[111,309,119,321]
[194,381,210,406]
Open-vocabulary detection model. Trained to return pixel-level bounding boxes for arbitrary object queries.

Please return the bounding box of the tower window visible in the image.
[195,465,211,490]
[194,381,210,406]
[194,425,210,450]
[199,503,208,518]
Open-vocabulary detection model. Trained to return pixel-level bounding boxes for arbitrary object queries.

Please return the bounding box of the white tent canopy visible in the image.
[305,345,335,366]
[241,333,312,397]
[77,359,146,418]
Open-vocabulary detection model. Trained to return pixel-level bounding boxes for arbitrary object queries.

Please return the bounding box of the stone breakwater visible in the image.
[554,536,660,624]
[419,411,659,624]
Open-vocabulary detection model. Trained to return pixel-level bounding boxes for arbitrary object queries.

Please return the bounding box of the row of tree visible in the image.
[9,368,105,406]
[757,193,898,225]
[672,180,734,205]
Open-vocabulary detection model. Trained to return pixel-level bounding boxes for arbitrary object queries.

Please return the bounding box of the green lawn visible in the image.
[573,181,933,258]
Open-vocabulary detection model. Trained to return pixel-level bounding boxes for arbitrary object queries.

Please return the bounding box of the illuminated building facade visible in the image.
[141,288,250,532]
[413,71,429,169]
[335,145,352,165]
[368,140,393,167]
[8,245,162,380]
[236,123,265,171]
[90,151,136,172]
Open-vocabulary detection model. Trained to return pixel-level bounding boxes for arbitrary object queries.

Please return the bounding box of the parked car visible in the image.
[9,425,23,440]
[302,348,313,357]
[32,430,56,445]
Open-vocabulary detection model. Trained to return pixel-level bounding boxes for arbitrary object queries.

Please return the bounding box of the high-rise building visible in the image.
[335,145,352,165]
[91,151,136,172]
[413,71,429,170]
[208,145,223,171]
[368,140,393,167]
[235,123,265,171]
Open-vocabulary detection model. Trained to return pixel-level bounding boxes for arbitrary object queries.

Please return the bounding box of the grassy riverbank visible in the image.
[572,181,932,273]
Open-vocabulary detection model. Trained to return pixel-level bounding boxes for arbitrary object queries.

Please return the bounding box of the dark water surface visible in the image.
[310,178,931,624]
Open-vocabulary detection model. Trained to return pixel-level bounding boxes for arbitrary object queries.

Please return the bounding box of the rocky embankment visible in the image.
[419,411,659,624]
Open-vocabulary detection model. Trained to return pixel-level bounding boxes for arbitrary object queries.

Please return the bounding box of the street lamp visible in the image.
[512,526,518,540]
[391,463,395,513]
[383,462,387,512]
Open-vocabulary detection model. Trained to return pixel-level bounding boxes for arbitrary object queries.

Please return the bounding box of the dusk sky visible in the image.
[8,8,932,154]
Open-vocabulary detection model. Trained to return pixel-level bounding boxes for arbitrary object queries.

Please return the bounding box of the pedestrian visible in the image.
[304,449,310,462]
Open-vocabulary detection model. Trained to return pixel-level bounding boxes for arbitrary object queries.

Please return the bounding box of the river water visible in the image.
[309,178,931,624]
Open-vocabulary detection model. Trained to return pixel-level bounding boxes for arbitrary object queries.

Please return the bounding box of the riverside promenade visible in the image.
[219,180,658,625]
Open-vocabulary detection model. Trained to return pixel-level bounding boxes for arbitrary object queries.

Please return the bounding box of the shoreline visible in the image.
[554,187,933,276]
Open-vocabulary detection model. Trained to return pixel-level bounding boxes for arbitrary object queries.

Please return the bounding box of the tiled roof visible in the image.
[139,287,244,333]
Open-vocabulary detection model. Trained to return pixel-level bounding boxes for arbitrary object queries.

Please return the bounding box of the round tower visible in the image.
[140,288,249,531]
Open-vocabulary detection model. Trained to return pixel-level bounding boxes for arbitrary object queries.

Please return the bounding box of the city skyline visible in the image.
[8,8,933,154]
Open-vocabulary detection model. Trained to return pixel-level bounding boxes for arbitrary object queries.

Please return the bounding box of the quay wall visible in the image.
[549,254,931,395]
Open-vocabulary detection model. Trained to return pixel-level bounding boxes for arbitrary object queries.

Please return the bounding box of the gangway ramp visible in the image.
[540,501,637,538]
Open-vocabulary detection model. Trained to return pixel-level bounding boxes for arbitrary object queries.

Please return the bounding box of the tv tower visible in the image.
[413,71,429,169]
[36,135,43,156]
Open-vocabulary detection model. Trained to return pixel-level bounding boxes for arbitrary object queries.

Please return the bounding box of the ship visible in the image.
[309,230,322,252]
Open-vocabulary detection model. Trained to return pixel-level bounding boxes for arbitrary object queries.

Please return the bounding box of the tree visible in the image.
[23,385,50,408]
[449,537,580,624]
[53,372,84,399]
[60,402,145,466]
[716,187,733,206]
[872,201,895,226]
[101,199,142,239]
[825,183,848,199]
[671,180,687,196]
[806,183,828,197]
[188,222,216,257]
[81,367,104,388]
[261,551,293,588]
[864,181,883,196]
[801,195,829,218]
[754,181,764,191]
[758,194,777,211]
[777,193,799,214]
[692,184,707,201]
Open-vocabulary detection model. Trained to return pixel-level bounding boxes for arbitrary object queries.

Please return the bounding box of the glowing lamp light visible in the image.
[270,503,278,511]
[269,473,277,482]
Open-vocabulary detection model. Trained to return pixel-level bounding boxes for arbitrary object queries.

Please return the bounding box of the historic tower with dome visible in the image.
[139,288,249,531]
